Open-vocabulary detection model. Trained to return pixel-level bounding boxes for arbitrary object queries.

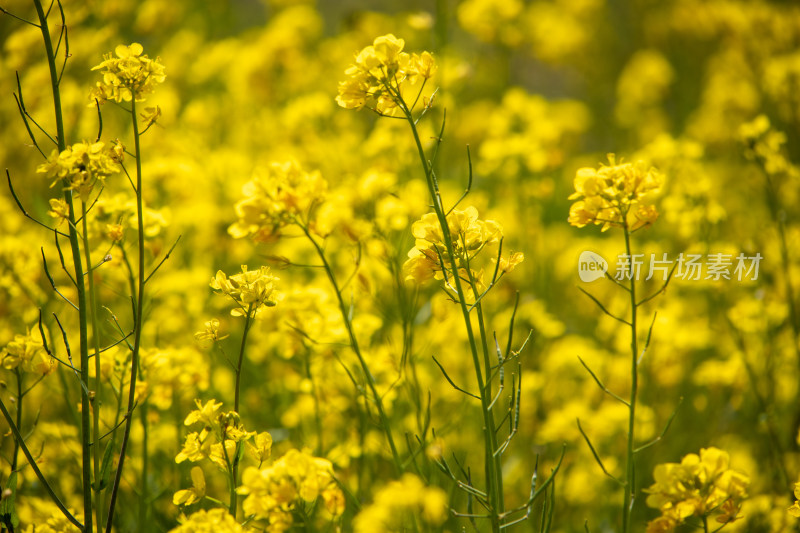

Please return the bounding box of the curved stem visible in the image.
[32,1,94,530]
[105,99,146,533]
[398,99,501,531]
[297,222,403,475]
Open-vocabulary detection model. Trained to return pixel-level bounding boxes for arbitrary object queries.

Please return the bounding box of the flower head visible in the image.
[568,154,662,232]
[228,161,327,242]
[645,447,749,532]
[402,206,520,290]
[37,141,120,201]
[336,34,437,115]
[1,328,54,376]
[90,43,165,103]
[210,266,279,317]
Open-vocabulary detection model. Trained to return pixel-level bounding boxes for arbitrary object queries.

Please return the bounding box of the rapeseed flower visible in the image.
[336,34,436,115]
[169,508,243,532]
[1,328,54,376]
[228,161,327,241]
[210,265,279,317]
[645,447,749,532]
[37,141,120,201]
[568,154,661,231]
[353,473,448,532]
[90,43,165,103]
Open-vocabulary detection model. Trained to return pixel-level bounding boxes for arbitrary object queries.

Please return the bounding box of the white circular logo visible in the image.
[578,251,608,282]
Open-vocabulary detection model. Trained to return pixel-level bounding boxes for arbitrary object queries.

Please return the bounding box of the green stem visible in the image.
[11,370,22,472]
[230,303,254,517]
[32,1,93,530]
[82,200,104,532]
[139,400,149,526]
[622,224,638,533]
[399,101,501,532]
[105,98,146,533]
[234,304,254,415]
[297,222,403,475]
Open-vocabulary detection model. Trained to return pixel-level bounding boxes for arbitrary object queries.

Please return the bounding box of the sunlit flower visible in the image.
[90,42,166,103]
[568,154,662,231]
[645,447,749,532]
[1,328,54,376]
[173,466,206,506]
[228,161,327,242]
[210,265,280,317]
[193,318,229,348]
[169,508,243,533]
[336,34,436,115]
[353,473,448,532]
[37,141,120,201]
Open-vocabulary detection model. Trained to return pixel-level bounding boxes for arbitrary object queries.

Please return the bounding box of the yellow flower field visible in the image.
[1,1,799,532]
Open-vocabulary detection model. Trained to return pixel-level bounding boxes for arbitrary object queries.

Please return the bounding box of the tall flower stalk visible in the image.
[569,156,678,533]
[337,34,559,531]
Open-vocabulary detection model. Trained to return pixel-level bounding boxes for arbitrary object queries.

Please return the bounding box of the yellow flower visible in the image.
[336,34,436,115]
[645,447,749,531]
[353,474,448,532]
[47,198,70,225]
[169,508,243,533]
[173,466,206,506]
[210,265,280,317]
[90,42,166,103]
[402,206,519,289]
[568,154,662,232]
[228,161,327,242]
[37,141,120,201]
[1,328,54,376]
[247,431,273,465]
[193,318,229,348]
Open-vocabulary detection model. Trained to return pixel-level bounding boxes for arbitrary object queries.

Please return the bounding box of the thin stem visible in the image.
[0,397,84,530]
[82,199,104,531]
[296,221,403,475]
[397,97,501,532]
[622,224,638,533]
[105,98,146,533]
[32,1,94,531]
[11,370,23,472]
[234,304,254,414]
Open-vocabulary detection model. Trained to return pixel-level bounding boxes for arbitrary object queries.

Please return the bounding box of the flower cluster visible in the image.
[739,114,798,177]
[37,141,121,201]
[353,473,448,532]
[90,43,166,103]
[789,480,800,518]
[228,161,327,241]
[175,399,256,470]
[169,508,243,533]
[1,329,54,376]
[403,206,523,289]
[336,34,436,115]
[568,154,662,232]
[644,447,750,533]
[210,265,280,317]
[237,449,345,532]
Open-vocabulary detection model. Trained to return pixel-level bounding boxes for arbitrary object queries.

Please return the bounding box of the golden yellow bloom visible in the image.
[90,43,166,103]
[47,198,70,225]
[336,34,437,115]
[37,141,120,201]
[172,466,206,506]
[645,447,749,532]
[247,431,273,465]
[210,265,279,317]
[237,449,344,530]
[568,154,661,232]
[169,508,243,533]
[353,473,448,532]
[1,328,54,376]
[228,161,327,242]
[403,206,520,289]
[193,318,229,348]
[788,481,800,517]
[175,399,255,470]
